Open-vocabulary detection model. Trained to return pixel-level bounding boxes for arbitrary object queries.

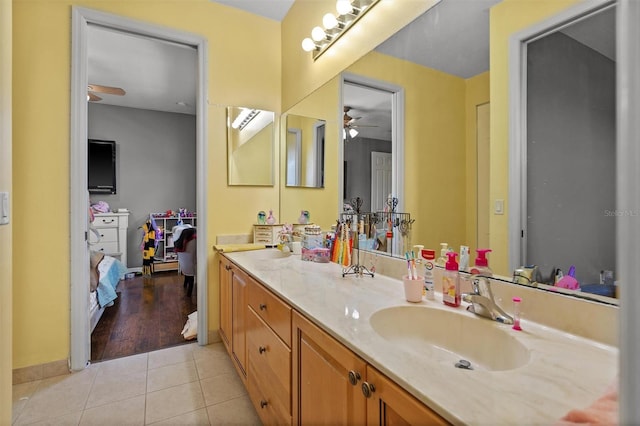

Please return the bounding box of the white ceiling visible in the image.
[87,0,615,134]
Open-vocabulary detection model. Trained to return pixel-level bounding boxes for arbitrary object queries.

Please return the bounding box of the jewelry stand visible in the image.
[340,198,374,278]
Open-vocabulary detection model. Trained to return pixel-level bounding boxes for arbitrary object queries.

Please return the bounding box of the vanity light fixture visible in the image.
[301,0,380,60]
[231,108,260,130]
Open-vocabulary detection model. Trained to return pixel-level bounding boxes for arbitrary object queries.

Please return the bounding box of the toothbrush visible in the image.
[410,251,418,280]
[405,252,413,279]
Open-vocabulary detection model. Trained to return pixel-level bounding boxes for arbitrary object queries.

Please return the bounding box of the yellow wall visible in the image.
[346,52,468,252]
[1,0,12,421]
[465,72,491,253]
[229,123,274,185]
[12,0,280,368]
[489,0,581,275]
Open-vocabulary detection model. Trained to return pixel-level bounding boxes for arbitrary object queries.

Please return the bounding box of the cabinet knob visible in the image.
[260,400,268,409]
[259,346,266,354]
[348,370,361,386]
[225,265,232,271]
[361,382,376,398]
[259,303,267,311]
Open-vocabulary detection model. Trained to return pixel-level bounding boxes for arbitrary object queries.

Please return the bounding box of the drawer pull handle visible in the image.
[348,370,361,386]
[259,303,267,311]
[225,265,232,271]
[102,219,115,224]
[260,400,268,409]
[259,346,267,354]
[361,382,376,398]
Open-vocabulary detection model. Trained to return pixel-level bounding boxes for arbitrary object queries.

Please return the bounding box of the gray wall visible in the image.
[88,103,196,268]
[344,137,392,212]
[527,32,615,285]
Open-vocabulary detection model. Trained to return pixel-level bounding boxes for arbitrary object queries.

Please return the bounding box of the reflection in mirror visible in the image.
[285,114,326,188]
[513,3,618,299]
[227,106,275,186]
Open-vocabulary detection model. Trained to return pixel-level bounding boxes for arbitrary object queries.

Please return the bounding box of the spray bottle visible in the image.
[469,249,493,277]
[443,252,460,307]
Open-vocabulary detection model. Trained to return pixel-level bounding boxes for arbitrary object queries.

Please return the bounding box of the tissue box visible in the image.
[301,247,331,262]
[303,234,324,250]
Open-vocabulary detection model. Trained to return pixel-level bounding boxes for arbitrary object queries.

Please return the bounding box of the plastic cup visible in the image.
[403,275,424,302]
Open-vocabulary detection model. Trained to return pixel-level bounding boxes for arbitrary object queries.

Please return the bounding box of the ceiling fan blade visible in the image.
[88,92,102,102]
[88,84,126,96]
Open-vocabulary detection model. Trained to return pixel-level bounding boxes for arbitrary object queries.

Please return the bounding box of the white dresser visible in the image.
[90,212,130,268]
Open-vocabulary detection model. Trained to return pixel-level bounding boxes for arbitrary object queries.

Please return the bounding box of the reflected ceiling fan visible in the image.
[344,106,377,140]
[87,84,126,102]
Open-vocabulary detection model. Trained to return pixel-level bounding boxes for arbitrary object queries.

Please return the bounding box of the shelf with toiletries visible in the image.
[339,211,413,256]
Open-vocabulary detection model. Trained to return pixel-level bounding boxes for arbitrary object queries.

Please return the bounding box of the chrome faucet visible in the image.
[463,276,514,325]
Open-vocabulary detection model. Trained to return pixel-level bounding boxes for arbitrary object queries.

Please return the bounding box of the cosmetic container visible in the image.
[421,249,436,300]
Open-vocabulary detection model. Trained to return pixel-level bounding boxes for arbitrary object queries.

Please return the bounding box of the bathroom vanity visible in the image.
[218,248,617,424]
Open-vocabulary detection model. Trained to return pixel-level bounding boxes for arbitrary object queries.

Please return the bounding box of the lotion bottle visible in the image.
[421,249,436,300]
[442,252,461,307]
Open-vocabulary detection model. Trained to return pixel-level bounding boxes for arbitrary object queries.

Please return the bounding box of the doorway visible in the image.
[340,74,404,214]
[70,7,209,371]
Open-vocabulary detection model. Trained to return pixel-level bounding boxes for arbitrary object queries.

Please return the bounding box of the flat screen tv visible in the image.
[88,139,116,194]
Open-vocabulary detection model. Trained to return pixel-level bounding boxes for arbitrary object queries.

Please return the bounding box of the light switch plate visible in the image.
[0,192,8,225]
[494,199,504,215]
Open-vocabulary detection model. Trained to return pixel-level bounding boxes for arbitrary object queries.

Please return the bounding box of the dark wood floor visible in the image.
[91,271,198,362]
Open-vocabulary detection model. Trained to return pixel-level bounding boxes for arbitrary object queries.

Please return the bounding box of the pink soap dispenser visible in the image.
[442,252,461,307]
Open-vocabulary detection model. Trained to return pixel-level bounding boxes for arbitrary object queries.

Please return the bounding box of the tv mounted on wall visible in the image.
[88,139,116,194]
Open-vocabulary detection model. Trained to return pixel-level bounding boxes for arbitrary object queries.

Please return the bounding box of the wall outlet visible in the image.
[494,199,504,215]
[0,192,8,225]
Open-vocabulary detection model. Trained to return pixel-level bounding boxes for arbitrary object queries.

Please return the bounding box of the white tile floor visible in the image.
[12,343,261,425]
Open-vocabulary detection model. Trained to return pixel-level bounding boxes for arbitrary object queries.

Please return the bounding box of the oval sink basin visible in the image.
[369,306,530,371]
[251,249,291,260]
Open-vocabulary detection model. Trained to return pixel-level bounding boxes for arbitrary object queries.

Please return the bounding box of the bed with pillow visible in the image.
[89,252,127,333]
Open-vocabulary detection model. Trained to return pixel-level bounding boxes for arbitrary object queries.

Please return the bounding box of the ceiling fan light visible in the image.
[336,0,353,15]
[349,128,359,138]
[302,38,316,52]
[311,26,326,42]
[323,13,338,30]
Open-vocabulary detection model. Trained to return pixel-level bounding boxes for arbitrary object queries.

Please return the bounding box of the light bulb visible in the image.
[323,13,338,29]
[349,128,359,138]
[311,26,326,42]
[336,0,353,15]
[301,38,316,52]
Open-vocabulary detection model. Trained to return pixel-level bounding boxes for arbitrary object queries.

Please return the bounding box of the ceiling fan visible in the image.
[87,84,126,102]
[344,106,379,140]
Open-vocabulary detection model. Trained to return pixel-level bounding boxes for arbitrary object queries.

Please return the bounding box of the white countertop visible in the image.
[224,249,618,425]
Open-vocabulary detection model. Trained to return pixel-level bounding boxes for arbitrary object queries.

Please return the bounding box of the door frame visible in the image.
[340,73,404,214]
[70,7,209,370]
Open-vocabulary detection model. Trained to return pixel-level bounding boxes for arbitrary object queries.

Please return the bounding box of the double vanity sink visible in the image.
[223,248,617,424]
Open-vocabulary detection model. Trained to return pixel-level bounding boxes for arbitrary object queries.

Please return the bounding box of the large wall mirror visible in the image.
[227,106,275,186]
[281,0,619,306]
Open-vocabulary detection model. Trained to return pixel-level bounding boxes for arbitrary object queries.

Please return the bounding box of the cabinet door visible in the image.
[292,311,366,425]
[232,267,248,380]
[364,366,449,426]
[219,257,232,352]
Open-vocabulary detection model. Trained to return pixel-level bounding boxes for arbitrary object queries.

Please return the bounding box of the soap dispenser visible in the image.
[469,249,493,277]
[443,252,461,307]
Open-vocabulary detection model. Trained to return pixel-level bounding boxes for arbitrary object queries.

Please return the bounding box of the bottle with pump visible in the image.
[434,243,448,294]
[469,249,493,277]
[442,252,461,307]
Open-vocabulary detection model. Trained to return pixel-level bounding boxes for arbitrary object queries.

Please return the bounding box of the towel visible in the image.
[212,243,267,253]
[557,381,618,425]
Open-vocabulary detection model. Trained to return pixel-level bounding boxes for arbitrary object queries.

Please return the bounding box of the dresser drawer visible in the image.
[247,309,291,416]
[91,241,119,254]
[93,215,119,228]
[89,227,118,244]
[248,280,291,346]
